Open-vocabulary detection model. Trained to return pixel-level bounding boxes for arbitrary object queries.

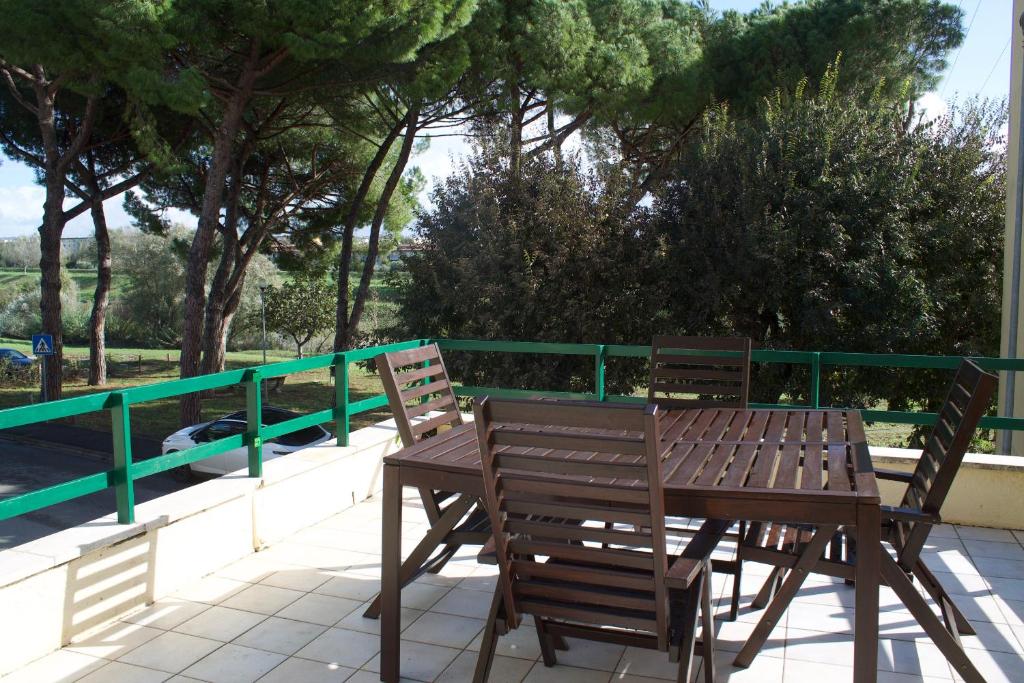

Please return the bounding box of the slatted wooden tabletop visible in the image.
[381,406,883,683]
[385,408,880,507]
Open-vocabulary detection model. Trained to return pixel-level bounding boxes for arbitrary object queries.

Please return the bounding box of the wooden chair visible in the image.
[472,397,719,683]
[649,335,752,409]
[362,343,490,619]
[732,359,997,683]
[649,335,752,620]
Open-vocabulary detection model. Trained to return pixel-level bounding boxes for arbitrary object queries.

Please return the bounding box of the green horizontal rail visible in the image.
[3,335,1024,528]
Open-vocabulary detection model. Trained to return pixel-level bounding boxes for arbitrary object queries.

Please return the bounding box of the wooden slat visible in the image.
[494,452,647,479]
[500,476,651,504]
[651,367,743,381]
[394,364,445,385]
[511,560,655,591]
[405,394,458,419]
[826,444,851,491]
[517,599,657,632]
[507,540,655,570]
[491,427,647,456]
[412,411,462,437]
[774,443,802,489]
[652,353,746,367]
[514,583,655,612]
[505,518,655,548]
[651,381,742,396]
[401,379,451,402]
[801,444,823,490]
[485,400,647,430]
[385,344,440,367]
[504,499,652,526]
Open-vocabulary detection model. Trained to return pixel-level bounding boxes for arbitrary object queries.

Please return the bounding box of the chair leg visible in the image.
[734,524,837,668]
[879,550,984,683]
[751,567,784,609]
[729,522,744,622]
[535,617,558,667]
[700,560,717,683]
[912,559,975,636]
[673,577,703,682]
[473,588,503,683]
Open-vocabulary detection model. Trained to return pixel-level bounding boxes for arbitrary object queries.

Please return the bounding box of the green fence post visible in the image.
[810,352,821,409]
[110,393,135,524]
[245,370,263,478]
[595,345,607,401]
[334,352,349,447]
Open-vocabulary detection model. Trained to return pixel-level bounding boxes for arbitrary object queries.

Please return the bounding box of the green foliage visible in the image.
[651,80,1006,412]
[119,230,187,348]
[392,140,663,393]
[264,274,335,358]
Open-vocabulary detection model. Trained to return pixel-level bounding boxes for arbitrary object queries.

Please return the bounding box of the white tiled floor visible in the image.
[5,493,1024,682]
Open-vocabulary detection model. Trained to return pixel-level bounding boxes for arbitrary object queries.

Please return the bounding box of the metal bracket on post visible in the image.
[245,370,263,478]
[334,353,349,447]
[595,345,607,402]
[110,392,135,524]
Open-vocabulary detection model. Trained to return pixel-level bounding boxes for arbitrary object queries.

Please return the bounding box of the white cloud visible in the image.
[0,185,45,236]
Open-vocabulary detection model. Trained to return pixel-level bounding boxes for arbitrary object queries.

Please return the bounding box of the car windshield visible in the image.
[0,349,26,360]
[274,426,326,447]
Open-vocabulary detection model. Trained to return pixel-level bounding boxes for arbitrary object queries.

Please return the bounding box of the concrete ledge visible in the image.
[0,418,406,676]
[869,446,1024,529]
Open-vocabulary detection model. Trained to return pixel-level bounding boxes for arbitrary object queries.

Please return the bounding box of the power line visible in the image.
[978,37,1012,95]
[942,0,982,96]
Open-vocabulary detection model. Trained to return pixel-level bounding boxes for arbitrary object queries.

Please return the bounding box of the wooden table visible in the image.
[379,407,881,683]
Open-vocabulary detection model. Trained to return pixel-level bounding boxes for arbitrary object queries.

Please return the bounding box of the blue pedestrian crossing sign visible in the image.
[31,334,54,356]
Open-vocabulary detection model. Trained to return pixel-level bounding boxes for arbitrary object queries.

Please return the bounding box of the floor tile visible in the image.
[122,599,211,631]
[400,580,452,610]
[707,649,784,682]
[181,643,285,683]
[964,540,1024,561]
[0,649,106,683]
[259,567,333,593]
[68,621,164,660]
[878,638,955,679]
[615,645,688,681]
[467,620,543,661]
[215,555,293,584]
[257,656,355,682]
[335,602,423,635]
[219,584,304,615]
[274,592,362,626]
[118,631,222,674]
[76,661,171,683]
[783,628,855,666]
[436,650,533,683]
[951,646,1024,682]
[362,639,461,682]
[432,587,499,619]
[314,572,383,602]
[232,616,326,656]
[955,526,1018,543]
[172,576,248,605]
[174,605,266,642]
[523,662,612,682]
[294,627,380,669]
[972,557,1024,581]
[403,611,486,649]
[552,637,626,672]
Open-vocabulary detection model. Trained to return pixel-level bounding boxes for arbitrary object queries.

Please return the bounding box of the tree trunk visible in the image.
[200,237,238,377]
[178,85,253,426]
[38,179,65,401]
[509,81,523,178]
[87,190,111,386]
[334,117,405,351]
[346,107,420,342]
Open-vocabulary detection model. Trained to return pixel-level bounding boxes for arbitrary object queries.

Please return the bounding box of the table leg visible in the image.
[381,464,402,683]
[854,504,880,683]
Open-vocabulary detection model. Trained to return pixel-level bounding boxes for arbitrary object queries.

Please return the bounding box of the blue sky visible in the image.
[0,0,1014,238]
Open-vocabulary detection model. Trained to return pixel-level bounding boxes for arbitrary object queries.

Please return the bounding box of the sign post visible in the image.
[31,333,54,402]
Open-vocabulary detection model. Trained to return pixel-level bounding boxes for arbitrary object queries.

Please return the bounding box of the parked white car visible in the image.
[162,406,332,477]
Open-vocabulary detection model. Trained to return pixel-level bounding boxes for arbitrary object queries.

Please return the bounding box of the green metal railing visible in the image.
[1,337,1023,528]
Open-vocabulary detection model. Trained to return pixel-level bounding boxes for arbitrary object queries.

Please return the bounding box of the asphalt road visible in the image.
[0,436,192,550]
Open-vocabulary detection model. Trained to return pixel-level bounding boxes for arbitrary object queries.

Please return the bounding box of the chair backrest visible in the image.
[474,397,670,649]
[895,359,997,567]
[648,335,751,409]
[376,343,463,448]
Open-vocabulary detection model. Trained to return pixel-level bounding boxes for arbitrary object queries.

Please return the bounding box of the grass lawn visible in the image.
[0,268,128,302]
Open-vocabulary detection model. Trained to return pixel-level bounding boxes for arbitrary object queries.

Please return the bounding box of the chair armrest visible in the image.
[477,536,497,565]
[665,556,703,590]
[880,506,939,524]
[874,468,914,484]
